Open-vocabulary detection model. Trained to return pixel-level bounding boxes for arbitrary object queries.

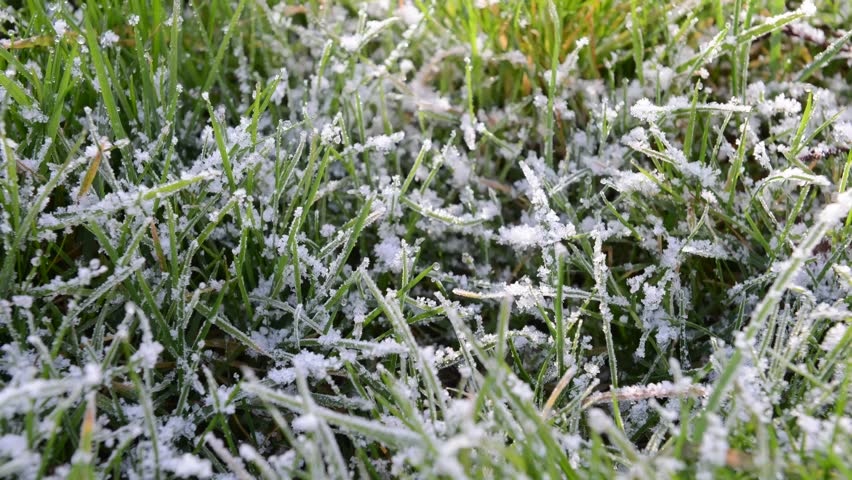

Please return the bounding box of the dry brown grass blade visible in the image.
[542,365,577,419]
[150,220,168,272]
[77,147,102,200]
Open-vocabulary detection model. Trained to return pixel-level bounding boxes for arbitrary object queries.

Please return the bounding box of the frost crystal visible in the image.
[53,19,67,36]
[163,453,213,478]
[133,341,163,369]
[100,30,120,47]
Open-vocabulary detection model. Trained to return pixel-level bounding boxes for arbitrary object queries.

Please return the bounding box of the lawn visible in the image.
[0,0,850,478]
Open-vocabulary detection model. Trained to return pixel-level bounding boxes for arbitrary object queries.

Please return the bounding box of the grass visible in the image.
[0,0,851,478]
